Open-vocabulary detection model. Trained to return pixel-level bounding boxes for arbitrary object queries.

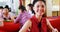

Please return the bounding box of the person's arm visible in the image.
[0,18,4,27]
[14,14,21,23]
[19,20,32,32]
[46,18,58,32]
[46,19,54,29]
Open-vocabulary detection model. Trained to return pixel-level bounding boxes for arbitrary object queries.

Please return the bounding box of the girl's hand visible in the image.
[0,18,4,27]
[52,28,58,32]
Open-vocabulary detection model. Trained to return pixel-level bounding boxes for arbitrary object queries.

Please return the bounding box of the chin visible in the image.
[38,15,43,16]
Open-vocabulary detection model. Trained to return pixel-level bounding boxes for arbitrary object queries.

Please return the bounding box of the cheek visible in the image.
[2,11,5,14]
[0,10,2,12]
[3,11,5,12]
[3,10,6,13]
[7,10,9,12]
[41,8,45,13]
[20,11,21,13]
[33,7,39,13]
[42,9,45,13]
[41,9,45,15]
[19,10,22,13]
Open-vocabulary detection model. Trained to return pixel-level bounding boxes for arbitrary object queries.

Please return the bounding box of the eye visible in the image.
[42,5,44,8]
[37,6,39,7]
[37,5,39,8]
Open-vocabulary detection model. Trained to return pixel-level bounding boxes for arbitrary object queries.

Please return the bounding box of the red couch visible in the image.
[0,22,20,32]
[0,16,60,32]
[47,16,60,32]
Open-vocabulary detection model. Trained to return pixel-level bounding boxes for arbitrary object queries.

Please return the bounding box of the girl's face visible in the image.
[33,1,46,16]
[0,9,3,12]
[18,9,22,14]
[3,8,9,14]
[19,9,22,13]
[27,6,31,11]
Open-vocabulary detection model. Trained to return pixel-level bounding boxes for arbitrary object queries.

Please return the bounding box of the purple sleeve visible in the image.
[26,12,31,19]
[14,14,21,23]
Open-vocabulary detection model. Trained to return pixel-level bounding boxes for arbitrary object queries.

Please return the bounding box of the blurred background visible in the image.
[0,0,60,17]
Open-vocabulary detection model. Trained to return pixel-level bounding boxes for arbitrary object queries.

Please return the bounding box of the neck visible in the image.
[35,14,42,22]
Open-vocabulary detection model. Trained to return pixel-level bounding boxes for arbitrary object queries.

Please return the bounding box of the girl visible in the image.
[14,5,31,28]
[19,0,58,32]
[27,4,35,17]
[2,5,13,21]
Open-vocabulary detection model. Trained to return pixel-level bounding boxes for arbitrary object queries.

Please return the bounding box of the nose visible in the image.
[39,6,43,12]
[39,6,45,13]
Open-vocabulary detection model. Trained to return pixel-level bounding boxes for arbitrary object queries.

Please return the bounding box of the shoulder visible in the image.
[27,20,32,23]
[42,17,46,20]
[41,17,47,23]
[30,16,37,23]
[25,19,32,27]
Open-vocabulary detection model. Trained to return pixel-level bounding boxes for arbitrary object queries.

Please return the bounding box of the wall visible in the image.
[46,0,52,16]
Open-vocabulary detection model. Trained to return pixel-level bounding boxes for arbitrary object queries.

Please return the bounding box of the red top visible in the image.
[30,16,47,32]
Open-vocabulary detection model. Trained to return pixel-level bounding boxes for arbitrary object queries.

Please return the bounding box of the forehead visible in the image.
[3,8,8,10]
[34,1,45,6]
[3,8,9,11]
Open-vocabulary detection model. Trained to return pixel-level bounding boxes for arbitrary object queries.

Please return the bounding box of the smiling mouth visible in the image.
[39,12,44,16]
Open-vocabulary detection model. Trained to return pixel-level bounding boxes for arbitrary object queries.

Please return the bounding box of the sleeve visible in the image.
[14,14,21,23]
[26,12,32,19]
